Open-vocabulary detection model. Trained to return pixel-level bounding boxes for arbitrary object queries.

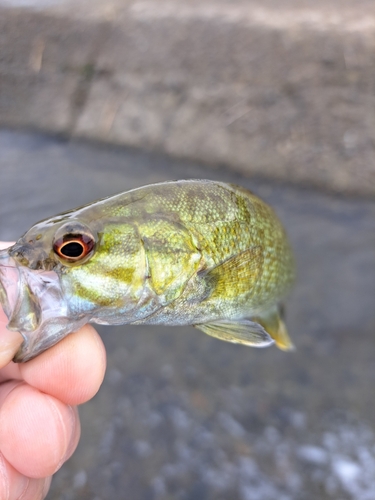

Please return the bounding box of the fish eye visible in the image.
[53,234,95,262]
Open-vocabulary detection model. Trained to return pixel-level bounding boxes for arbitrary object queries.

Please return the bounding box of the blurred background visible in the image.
[0,0,375,499]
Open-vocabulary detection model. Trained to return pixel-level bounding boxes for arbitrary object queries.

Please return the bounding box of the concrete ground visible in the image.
[1,129,374,500]
[0,0,374,196]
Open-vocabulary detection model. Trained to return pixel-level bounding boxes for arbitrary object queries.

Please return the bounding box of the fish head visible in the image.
[0,215,100,362]
[0,211,146,362]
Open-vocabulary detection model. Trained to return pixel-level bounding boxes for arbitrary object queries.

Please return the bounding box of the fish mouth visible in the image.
[0,252,20,320]
[0,248,86,362]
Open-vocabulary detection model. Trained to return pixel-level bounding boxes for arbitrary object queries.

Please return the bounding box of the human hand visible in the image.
[0,243,106,499]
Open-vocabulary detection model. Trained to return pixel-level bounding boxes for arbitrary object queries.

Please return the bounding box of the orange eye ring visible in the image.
[53,234,95,262]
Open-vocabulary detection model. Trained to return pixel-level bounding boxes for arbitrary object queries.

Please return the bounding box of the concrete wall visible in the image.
[0,0,374,195]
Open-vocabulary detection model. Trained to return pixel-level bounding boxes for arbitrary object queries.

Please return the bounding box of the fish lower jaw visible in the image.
[0,249,88,362]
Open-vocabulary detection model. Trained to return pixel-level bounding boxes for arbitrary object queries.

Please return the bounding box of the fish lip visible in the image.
[0,248,87,362]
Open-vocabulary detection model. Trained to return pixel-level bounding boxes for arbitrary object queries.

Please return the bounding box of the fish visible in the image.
[0,180,295,362]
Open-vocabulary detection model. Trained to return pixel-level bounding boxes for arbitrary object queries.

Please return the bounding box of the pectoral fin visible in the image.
[194,319,274,348]
[253,306,294,351]
[202,246,263,299]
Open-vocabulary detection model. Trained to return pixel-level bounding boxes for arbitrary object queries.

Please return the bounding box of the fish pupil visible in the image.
[60,242,84,258]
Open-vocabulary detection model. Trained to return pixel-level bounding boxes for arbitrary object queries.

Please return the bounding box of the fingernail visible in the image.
[52,405,79,474]
[14,477,29,500]
[42,476,52,498]
[62,406,80,463]
[0,453,9,500]
[0,243,14,251]
[16,477,48,500]
[0,451,29,500]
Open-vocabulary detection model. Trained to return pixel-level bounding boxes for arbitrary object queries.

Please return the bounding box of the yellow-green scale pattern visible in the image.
[19,180,294,323]
[3,179,296,363]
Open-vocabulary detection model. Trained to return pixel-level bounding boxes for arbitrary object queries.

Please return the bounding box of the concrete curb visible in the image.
[0,0,374,196]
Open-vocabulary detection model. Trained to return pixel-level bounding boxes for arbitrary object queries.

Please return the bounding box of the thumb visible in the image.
[0,310,23,369]
[0,242,23,367]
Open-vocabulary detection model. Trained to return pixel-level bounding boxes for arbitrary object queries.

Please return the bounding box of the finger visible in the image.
[20,476,52,500]
[0,453,51,500]
[0,310,23,370]
[0,381,23,408]
[0,242,23,367]
[0,384,80,478]
[0,243,14,250]
[0,243,24,368]
[0,362,22,385]
[20,324,106,406]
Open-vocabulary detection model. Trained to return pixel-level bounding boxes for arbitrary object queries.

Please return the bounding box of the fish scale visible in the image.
[0,180,295,362]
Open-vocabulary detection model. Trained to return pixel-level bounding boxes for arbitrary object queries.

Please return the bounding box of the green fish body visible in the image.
[0,180,294,362]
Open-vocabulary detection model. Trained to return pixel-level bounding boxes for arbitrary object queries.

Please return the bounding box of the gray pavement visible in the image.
[1,129,375,500]
[1,0,375,196]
